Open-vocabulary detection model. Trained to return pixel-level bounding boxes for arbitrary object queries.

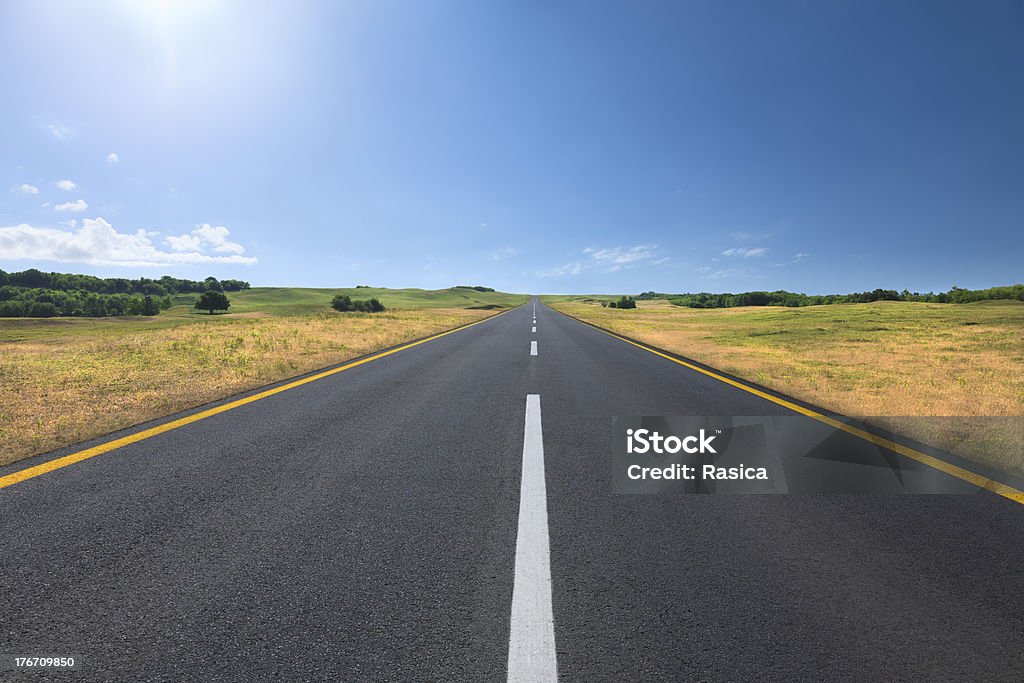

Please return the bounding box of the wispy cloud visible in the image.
[106,152,119,164]
[47,123,73,140]
[721,247,767,258]
[488,246,519,260]
[15,184,39,194]
[539,244,668,277]
[793,252,810,263]
[54,199,88,213]
[0,218,257,266]
[582,244,667,272]
[55,179,76,191]
[706,267,757,280]
[538,261,583,277]
[730,231,772,241]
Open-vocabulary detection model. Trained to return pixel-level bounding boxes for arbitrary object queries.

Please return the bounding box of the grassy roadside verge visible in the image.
[544,297,1024,478]
[0,292,523,467]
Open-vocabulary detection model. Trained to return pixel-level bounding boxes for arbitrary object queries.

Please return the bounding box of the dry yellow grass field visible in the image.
[548,298,1024,477]
[0,308,495,466]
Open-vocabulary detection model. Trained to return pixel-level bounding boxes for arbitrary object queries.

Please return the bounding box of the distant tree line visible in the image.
[0,268,250,296]
[634,284,1024,309]
[455,285,495,292]
[331,294,385,313]
[0,290,170,318]
[0,269,251,318]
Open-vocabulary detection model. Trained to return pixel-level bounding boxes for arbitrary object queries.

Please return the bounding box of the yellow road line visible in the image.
[561,311,1024,505]
[0,308,515,491]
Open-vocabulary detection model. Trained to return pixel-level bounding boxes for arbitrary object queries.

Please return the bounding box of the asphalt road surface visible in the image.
[1,298,1022,681]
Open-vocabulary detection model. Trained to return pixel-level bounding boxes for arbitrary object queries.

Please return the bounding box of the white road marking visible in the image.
[507,394,558,682]
[532,326,536,333]
[530,341,538,356]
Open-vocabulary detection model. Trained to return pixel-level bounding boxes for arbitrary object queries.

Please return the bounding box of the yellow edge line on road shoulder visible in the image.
[0,308,515,491]
[564,312,1024,505]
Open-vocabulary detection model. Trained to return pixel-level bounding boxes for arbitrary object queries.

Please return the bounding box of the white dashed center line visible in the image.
[507,394,558,682]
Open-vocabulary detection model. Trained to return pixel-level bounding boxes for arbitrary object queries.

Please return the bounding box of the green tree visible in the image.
[29,301,59,317]
[0,301,25,316]
[141,295,161,316]
[195,290,230,314]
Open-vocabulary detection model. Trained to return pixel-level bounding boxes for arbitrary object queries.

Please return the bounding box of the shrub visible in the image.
[331,294,386,313]
[331,294,354,312]
[617,296,637,309]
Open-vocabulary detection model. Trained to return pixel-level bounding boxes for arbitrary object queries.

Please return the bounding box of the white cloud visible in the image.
[166,223,246,255]
[721,247,767,258]
[47,123,73,140]
[488,246,519,260]
[539,244,668,277]
[793,252,810,262]
[54,199,88,213]
[165,233,202,252]
[15,184,39,194]
[55,179,76,191]
[0,218,257,267]
[107,152,119,164]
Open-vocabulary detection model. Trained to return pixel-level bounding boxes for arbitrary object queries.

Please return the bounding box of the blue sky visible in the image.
[1,0,1021,294]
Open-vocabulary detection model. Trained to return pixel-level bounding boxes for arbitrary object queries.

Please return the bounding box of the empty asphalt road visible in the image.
[1,298,1022,681]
